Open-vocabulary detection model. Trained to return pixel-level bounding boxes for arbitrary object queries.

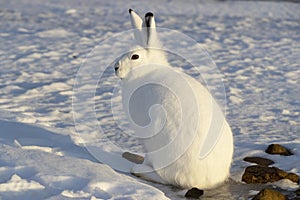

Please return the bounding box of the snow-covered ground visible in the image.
[0,0,299,199]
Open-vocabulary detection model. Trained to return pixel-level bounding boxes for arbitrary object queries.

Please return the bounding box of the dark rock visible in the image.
[244,157,275,166]
[252,188,287,200]
[286,173,300,183]
[185,188,204,199]
[265,144,293,156]
[242,165,299,184]
[122,152,144,164]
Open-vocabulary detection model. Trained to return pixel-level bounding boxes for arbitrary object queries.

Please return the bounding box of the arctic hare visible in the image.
[114,9,233,189]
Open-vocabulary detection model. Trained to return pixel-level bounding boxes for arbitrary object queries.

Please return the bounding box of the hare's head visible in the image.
[114,10,168,79]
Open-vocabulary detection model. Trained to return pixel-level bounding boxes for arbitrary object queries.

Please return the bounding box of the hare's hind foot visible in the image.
[131,164,167,185]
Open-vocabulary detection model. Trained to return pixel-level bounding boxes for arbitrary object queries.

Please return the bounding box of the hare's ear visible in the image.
[145,12,158,48]
[129,9,146,46]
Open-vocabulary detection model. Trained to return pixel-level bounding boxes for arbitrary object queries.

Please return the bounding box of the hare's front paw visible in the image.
[131,164,167,184]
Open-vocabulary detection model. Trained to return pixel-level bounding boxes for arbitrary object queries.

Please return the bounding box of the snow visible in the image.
[0,174,45,192]
[37,29,74,39]
[0,0,299,199]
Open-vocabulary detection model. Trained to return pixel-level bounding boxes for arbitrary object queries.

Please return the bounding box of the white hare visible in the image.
[114,9,234,190]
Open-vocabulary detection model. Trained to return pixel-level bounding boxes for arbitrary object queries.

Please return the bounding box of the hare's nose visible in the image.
[114,62,120,71]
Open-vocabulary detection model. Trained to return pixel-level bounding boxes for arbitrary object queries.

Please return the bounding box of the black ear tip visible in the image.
[145,12,154,17]
[129,9,133,13]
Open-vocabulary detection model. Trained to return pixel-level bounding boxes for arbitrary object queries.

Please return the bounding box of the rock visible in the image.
[242,165,299,184]
[243,157,275,166]
[295,188,300,196]
[122,152,144,164]
[265,144,293,156]
[286,173,300,183]
[252,188,287,200]
[185,188,204,199]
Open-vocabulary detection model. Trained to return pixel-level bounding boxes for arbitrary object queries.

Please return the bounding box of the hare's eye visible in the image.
[131,54,139,60]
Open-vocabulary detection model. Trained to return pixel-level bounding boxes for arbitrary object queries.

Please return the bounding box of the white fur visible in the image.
[114,9,234,189]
